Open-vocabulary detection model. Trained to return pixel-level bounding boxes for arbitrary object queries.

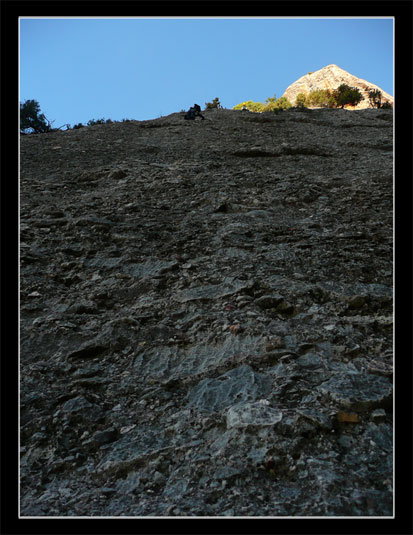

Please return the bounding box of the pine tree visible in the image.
[20,99,52,134]
[333,84,363,109]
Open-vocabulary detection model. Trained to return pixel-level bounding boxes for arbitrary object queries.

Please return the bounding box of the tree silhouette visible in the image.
[333,84,363,109]
[20,99,52,134]
[368,88,382,109]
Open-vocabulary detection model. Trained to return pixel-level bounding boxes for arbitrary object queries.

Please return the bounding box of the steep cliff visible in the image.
[20,106,393,517]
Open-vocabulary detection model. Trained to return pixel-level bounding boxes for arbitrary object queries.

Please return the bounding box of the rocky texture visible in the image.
[20,106,393,516]
[282,64,394,109]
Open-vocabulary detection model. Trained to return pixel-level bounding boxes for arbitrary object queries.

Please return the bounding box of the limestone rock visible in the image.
[282,64,393,109]
[226,402,283,429]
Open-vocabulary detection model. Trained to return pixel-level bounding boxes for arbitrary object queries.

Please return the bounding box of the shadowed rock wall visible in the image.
[20,106,393,516]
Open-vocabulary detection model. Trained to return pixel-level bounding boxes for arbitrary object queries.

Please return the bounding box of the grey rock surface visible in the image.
[20,107,393,516]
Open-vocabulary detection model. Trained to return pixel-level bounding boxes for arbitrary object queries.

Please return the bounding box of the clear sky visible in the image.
[19,17,394,127]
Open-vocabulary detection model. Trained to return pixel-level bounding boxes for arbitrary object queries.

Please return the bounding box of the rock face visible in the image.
[20,106,393,516]
[282,64,394,109]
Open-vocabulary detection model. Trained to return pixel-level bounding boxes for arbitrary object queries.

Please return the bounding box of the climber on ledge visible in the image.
[184,104,205,120]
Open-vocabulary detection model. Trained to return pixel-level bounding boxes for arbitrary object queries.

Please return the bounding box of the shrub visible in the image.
[307,89,336,108]
[87,118,105,126]
[233,100,264,112]
[368,88,382,109]
[86,118,112,126]
[324,90,337,108]
[248,101,265,112]
[295,93,308,108]
[233,101,248,110]
[301,86,363,109]
[333,84,364,108]
[274,96,292,110]
[234,95,291,113]
[264,94,277,108]
[205,97,222,110]
[73,123,84,129]
[263,101,277,112]
[263,94,291,112]
[20,99,53,134]
[380,101,393,110]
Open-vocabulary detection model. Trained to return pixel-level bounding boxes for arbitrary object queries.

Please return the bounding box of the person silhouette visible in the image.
[184,104,205,120]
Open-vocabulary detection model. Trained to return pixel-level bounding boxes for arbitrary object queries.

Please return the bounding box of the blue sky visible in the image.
[19,17,394,127]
